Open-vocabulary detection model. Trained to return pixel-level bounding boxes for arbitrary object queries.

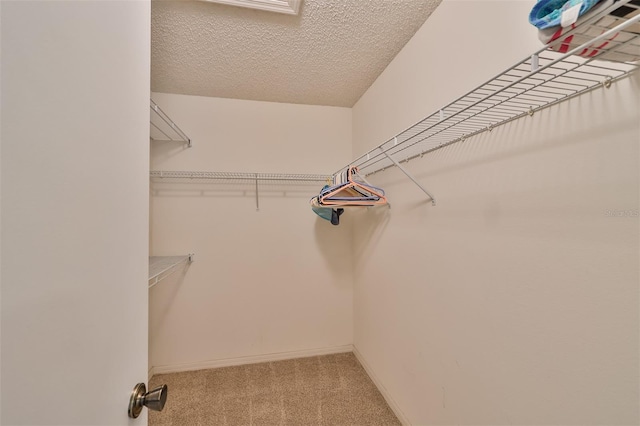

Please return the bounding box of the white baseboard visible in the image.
[353,346,410,426]
[149,344,354,376]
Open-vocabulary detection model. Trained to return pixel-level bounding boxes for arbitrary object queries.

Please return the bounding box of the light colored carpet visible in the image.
[149,352,401,425]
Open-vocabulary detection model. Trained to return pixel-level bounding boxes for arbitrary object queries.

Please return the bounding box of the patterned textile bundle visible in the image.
[529,0,602,29]
[532,0,640,63]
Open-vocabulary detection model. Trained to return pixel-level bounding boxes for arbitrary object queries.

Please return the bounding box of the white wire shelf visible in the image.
[150,170,331,182]
[340,3,640,180]
[150,170,331,211]
[150,99,192,147]
[149,254,193,288]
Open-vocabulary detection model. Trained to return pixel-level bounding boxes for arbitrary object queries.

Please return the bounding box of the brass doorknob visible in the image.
[128,383,168,419]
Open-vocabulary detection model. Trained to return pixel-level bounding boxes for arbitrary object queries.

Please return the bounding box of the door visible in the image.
[1,1,151,424]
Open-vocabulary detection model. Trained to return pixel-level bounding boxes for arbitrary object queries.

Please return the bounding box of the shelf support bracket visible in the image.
[255,173,260,212]
[379,148,436,206]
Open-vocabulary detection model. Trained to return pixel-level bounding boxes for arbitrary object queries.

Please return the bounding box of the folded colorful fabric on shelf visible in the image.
[537,0,640,62]
[529,0,602,29]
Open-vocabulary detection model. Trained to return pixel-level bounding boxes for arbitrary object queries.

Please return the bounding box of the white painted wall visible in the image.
[1,1,150,424]
[352,1,639,425]
[149,93,353,371]
[0,2,3,420]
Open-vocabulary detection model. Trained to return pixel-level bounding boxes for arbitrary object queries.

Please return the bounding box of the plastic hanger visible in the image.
[318,166,387,206]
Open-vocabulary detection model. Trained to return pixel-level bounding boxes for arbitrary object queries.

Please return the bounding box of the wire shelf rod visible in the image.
[150,99,192,147]
[150,170,331,182]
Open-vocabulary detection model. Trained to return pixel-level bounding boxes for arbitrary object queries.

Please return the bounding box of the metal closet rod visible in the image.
[340,11,640,178]
[150,99,192,147]
[150,170,331,181]
[150,170,331,212]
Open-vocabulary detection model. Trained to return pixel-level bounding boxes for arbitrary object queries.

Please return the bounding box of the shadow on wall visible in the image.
[349,206,391,274]
[149,265,190,341]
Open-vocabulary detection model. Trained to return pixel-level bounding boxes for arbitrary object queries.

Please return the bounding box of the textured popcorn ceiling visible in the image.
[151,0,442,107]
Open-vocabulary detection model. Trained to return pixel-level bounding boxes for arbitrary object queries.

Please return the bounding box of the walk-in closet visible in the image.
[1,0,638,425]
